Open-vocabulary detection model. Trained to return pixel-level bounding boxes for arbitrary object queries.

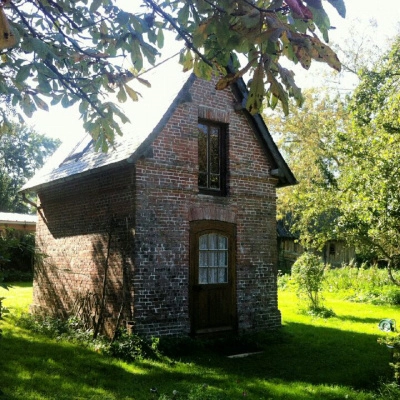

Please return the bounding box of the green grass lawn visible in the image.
[0,283,399,399]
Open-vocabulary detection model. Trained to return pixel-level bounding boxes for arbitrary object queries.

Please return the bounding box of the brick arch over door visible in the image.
[188,206,237,224]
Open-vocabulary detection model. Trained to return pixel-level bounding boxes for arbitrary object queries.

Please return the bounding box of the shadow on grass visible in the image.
[0,321,393,400]
[183,322,393,391]
[0,332,201,400]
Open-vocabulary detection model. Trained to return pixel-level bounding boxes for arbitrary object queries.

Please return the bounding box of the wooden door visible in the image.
[190,221,237,335]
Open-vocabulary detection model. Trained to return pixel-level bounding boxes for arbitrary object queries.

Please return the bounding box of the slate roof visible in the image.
[21,55,296,193]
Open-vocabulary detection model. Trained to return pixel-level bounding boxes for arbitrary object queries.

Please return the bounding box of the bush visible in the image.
[0,229,35,281]
[277,271,294,291]
[378,382,400,400]
[105,328,161,361]
[15,313,163,362]
[292,252,326,311]
[378,334,400,385]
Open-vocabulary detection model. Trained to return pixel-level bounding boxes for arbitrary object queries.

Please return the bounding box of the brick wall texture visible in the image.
[32,75,282,337]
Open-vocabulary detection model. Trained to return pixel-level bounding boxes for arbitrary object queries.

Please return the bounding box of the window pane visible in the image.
[198,124,207,176]
[198,173,207,188]
[209,268,218,283]
[199,235,208,250]
[218,267,227,283]
[218,251,227,267]
[199,267,207,284]
[209,234,218,249]
[199,251,207,267]
[209,251,218,266]
[210,129,220,174]
[209,174,220,189]
[218,236,228,250]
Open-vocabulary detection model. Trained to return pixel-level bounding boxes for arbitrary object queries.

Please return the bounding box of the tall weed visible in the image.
[319,263,400,305]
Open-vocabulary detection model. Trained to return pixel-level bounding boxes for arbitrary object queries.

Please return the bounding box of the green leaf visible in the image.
[21,94,36,118]
[117,11,130,25]
[177,4,190,26]
[37,75,52,94]
[79,100,89,114]
[124,84,138,102]
[156,28,164,48]
[15,65,31,83]
[89,0,103,13]
[180,49,194,72]
[106,102,130,124]
[140,42,158,65]
[117,85,127,103]
[131,38,143,71]
[137,77,151,88]
[239,9,260,29]
[21,37,34,53]
[193,59,212,80]
[31,37,53,59]
[326,0,346,18]
[193,20,210,48]
[266,70,289,115]
[32,95,49,111]
[61,95,70,108]
[308,6,331,43]
[245,62,265,115]
[50,94,63,106]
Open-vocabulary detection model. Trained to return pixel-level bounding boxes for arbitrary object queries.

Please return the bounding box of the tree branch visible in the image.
[144,0,213,68]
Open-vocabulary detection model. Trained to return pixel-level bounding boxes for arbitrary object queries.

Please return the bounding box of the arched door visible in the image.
[190,220,237,335]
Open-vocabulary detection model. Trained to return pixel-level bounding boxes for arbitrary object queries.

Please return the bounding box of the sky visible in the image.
[29,0,400,144]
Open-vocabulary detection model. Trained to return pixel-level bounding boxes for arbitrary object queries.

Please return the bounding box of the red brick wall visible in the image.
[33,166,136,336]
[132,76,280,336]
[32,74,281,337]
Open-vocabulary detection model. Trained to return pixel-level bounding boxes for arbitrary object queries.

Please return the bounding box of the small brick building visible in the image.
[21,59,296,337]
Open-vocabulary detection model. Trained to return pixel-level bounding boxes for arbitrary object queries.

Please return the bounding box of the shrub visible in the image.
[105,328,161,361]
[292,252,326,311]
[15,313,163,361]
[377,382,400,400]
[378,334,400,384]
[277,271,294,291]
[0,229,35,281]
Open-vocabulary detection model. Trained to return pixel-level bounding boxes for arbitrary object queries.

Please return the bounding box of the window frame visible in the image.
[197,119,228,196]
[190,220,236,288]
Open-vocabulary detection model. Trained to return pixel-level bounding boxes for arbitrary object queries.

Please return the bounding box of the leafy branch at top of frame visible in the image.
[0,0,346,150]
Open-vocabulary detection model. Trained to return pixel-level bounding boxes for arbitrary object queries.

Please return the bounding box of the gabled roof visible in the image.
[21,55,296,193]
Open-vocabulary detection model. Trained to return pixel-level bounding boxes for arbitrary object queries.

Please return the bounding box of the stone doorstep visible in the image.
[226,351,264,359]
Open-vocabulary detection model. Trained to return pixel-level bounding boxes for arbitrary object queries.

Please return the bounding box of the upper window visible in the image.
[198,121,227,195]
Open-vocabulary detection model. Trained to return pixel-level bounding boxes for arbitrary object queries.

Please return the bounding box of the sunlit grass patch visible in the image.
[1,282,399,399]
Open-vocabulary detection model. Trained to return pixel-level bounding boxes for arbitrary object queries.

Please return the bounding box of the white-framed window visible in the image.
[198,233,228,284]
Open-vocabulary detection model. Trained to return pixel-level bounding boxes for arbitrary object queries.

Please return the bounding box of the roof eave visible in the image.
[231,76,297,188]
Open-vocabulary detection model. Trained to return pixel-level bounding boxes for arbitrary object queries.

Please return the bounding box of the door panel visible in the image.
[190,221,237,335]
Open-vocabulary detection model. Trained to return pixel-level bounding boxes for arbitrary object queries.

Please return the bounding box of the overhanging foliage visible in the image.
[0,0,345,149]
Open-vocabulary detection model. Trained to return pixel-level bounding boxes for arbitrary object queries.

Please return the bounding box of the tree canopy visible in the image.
[273,35,400,282]
[0,125,59,213]
[0,0,345,149]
